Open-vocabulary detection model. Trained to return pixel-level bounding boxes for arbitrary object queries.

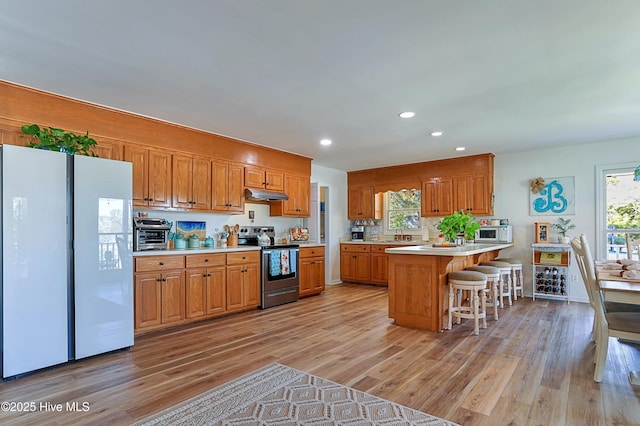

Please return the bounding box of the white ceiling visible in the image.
[2,1,640,171]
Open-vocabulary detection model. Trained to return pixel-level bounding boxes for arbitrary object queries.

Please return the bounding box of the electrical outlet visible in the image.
[571,274,578,282]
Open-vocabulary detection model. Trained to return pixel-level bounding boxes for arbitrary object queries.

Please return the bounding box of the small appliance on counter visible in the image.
[351,226,365,242]
[475,225,513,243]
[133,217,171,251]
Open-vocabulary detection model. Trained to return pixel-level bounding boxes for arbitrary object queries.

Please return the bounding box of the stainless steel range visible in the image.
[238,226,300,309]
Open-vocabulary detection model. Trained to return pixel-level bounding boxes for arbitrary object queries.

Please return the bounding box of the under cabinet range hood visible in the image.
[244,188,289,201]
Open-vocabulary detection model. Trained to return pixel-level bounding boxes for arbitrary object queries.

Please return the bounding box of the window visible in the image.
[384,190,421,234]
[596,162,640,261]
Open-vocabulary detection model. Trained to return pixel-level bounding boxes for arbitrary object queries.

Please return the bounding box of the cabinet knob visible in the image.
[149,198,154,202]
[157,278,161,282]
[162,278,167,282]
[207,273,212,277]
[203,274,207,277]
[159,261,164,266]
[204,259,209,262]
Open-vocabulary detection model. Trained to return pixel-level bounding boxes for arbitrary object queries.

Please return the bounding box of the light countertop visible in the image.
[133,246,261,257]
[341,240,426,245]
[296,242,326,247]
[385,243,514,256]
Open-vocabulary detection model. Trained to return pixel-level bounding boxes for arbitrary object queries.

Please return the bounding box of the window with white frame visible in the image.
[384,189,421,235]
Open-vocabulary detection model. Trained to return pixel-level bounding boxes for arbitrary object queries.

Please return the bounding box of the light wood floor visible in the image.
[1,283,639,425]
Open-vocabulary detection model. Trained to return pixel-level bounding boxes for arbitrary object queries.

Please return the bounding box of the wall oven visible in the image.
[238,226,300,309]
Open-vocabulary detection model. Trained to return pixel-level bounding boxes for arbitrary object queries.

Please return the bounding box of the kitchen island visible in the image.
[386,243,513,332]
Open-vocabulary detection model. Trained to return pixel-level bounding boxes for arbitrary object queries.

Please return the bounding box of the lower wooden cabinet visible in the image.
[340,243,406,285]
[340,244,371,283]
[299,246,325,297]
[134,269,185,328]
[134,251,258,334]
[226,251,260,311]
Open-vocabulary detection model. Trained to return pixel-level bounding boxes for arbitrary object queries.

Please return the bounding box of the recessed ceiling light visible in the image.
[455,147,466,151]
[398,112,415,119]
[430,131,444,137]
[320,139,332,146]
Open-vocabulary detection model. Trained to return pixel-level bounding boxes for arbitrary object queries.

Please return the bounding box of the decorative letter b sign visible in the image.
[530,176,575,215]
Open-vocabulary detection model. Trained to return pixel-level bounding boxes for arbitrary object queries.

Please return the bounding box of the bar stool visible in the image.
[480,260,513,307]
[496,257,524,301]
[447,270,487,335]
[466,265,501,320]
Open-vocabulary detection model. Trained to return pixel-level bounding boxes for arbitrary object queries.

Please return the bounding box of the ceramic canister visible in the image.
[490,219,501,226]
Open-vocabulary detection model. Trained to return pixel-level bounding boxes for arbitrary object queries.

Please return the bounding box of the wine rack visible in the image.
[531,243,571,303]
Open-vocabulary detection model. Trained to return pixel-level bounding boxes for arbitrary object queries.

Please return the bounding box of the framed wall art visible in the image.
[530,176,575,216]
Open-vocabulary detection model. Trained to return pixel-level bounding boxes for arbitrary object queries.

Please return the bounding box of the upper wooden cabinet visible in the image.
[92,139,123,160]
[172,153,212,210]
[270,173,310,217]
[421,178,453,217]
[452,174,493,216]
[348,186,375,220]
[125,145,172,208]
[244,165,284,191]
[211,160,244,213]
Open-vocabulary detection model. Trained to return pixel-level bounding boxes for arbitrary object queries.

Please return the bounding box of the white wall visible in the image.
[310,163,349,284]
[494,136,640,302]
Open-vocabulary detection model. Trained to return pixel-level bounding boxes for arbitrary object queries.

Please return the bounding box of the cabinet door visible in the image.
[161,271,185,323]
[148,149,172,208]
[311,257,325,292]
[243,263,260,307]
[172,153,193,209]
[348,186,374,219]
[296,175,310,216]
[211,160,230,211]
[453,175,472,213]
[192,156,212,210]
[125,145,149,207]
[226,265,244,310]
[227,163,245,213]
[134,273,161,329]
[206,266,226,314]
[340,252,354,281]
[354,253,371,282]
[265,169,284,191]
[92,140,123,160]
[282,174,300,216]
[470,174,492,215]
[185,268,206,318]
[244,166,266,188]
[300,258,314,296]
[421,178,452,217]
[370,253,389,285]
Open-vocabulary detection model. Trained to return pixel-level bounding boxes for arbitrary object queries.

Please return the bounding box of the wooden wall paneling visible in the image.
[0,81,312,175]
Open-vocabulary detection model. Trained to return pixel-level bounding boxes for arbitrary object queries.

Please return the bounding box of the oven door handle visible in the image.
[267,288,299,297]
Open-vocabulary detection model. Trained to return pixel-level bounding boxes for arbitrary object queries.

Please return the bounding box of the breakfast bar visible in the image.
[386,243,513,332]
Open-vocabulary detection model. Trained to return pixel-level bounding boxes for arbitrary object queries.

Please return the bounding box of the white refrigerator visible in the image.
[1,145,133,378]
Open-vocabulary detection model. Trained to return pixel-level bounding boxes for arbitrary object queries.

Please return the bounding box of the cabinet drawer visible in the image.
[371,245,402,253]
[186,253,226,268]
[341,244,371,253]
[226,251,260,265]
[135,255,185,272]
[300,246,324,258]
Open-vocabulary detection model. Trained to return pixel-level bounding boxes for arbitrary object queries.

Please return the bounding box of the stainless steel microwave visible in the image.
[475,225,513,243]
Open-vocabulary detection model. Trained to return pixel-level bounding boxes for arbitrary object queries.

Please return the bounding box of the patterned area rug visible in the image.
[132,363,458,425]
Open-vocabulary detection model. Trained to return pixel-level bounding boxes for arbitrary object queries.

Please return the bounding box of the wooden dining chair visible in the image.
[572,234,640,382]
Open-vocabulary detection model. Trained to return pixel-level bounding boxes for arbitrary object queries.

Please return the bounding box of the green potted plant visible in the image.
[551,217,575,244]
[437,210,481,244]
[21,124,98,156]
